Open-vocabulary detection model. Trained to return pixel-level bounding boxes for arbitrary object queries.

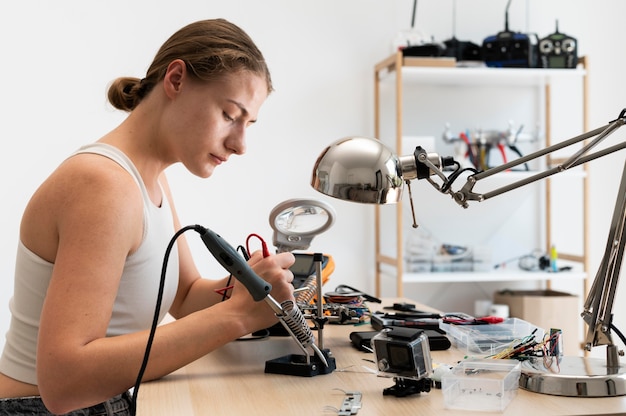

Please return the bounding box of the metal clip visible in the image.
[337,390,362,415]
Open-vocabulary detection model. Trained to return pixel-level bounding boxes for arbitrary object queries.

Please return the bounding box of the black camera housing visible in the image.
[372,327,432,380]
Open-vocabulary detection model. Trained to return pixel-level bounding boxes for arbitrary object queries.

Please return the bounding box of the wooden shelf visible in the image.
[376,53,587,87]
[373,51,590,299]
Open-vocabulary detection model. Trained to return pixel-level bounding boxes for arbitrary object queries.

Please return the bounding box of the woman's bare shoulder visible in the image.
[20,153,145,261]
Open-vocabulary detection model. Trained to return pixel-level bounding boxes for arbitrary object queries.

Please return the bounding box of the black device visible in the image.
[402,43,446,58]
[538,21,578,69]
[443,37,482,62]
[350,328,450,352]
[373,327,431,378]
[399,0,444,58]
[370,311,441,331]
[265,252,334,336]
[442,0,482,62]
[372,327,433,396]
[290,253,332,289]
[482,0,537,68]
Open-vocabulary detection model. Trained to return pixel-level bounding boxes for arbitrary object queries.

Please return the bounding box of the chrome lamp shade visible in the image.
[310,136,404,204]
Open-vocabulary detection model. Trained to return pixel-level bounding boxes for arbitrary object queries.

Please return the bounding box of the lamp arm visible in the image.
[451,118,625,206]
[581,161,626,354]
[416,110,626,356]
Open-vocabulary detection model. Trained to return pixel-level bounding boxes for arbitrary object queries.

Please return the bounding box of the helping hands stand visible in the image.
[265,253,337,377]
[199,226,335,377]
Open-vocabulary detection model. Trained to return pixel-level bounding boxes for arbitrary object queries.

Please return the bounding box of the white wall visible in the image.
[0,0,624,360]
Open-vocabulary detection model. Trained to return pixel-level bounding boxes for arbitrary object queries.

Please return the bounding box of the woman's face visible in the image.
[163,68,268,178]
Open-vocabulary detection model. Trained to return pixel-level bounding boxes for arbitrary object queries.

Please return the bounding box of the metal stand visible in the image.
[264,253,337,377]
[520,158,626,397]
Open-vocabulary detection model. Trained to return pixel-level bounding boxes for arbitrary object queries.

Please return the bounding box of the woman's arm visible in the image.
[162,174,294,319]
[31,158,294,414]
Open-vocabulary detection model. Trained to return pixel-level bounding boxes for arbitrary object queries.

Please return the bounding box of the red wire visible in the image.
[246,233,270,258]
[214,285,234,300]
[459,132,475,166]
[215,234,270,301]
[497,142,508,163]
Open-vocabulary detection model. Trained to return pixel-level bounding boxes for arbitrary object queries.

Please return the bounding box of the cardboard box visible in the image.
[493,290,580,355]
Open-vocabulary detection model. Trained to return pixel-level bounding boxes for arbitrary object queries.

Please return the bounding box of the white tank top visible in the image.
[0,143,179,385]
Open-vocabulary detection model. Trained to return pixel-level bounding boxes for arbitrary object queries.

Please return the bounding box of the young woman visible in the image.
[0,18,295,415]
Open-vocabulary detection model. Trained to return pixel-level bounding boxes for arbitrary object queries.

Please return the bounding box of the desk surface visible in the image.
[138,300,626,415]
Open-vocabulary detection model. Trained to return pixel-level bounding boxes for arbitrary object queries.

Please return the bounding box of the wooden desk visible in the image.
[138,302,626,415]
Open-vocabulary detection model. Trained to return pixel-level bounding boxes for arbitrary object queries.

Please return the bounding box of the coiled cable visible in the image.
[276,299,328,366]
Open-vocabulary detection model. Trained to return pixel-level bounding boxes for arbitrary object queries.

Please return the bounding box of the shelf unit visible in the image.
[373,51,590,298]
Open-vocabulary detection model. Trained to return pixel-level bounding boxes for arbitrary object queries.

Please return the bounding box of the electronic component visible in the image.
[291,253,334,306]
[372,327,433,396]
[370,311,441,331]
[290,253,334,289]
[350,331,377,352]
[442,0,482,63]
[483,32,537,68]
[374,327,432,379]
[336,390,362,416]
[538,21,577,69]
[482,0,537,68]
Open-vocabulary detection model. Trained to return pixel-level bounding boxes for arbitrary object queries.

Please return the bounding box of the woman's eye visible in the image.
[223,112,234,122]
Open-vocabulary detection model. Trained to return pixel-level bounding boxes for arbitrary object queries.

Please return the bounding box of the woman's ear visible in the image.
[162,59,186,98]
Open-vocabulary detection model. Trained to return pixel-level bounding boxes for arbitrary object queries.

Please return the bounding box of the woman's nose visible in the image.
[226,126,247,155]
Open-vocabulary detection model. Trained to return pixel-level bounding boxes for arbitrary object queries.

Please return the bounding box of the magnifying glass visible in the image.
[269,198,336,253]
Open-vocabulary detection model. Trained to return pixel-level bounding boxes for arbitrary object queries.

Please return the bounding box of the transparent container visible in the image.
[439,318,543,355]
[442,359,521,412]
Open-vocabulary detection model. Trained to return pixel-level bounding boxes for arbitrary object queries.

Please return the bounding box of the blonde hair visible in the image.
[108,19,272,111]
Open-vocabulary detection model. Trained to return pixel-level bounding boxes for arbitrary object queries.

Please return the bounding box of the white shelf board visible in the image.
[380,270,587,284]
[378,65,587,88]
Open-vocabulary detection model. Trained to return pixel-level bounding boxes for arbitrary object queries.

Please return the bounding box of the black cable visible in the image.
[507,145,530,171]
[494,249,547,271]
[441,165,479,193]
[220,247,247,302]
[130,224,201,415]
[221,274,233,302]
[334,284,381,303]
[410,0,417,29]
[611,323,626,347]
[237,245,250,261]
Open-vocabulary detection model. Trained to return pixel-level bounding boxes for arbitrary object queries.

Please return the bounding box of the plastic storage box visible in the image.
[440,318,543,355]
[442,359,521,412]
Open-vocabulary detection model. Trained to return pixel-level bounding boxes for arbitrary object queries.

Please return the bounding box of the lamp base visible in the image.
[520,355,626,397]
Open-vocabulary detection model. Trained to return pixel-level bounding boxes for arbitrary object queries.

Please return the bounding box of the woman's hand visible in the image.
[248,250,295,301]
[225,250,295,332]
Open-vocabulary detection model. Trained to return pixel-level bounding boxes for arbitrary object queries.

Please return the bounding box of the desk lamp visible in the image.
[310,110,626,397]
